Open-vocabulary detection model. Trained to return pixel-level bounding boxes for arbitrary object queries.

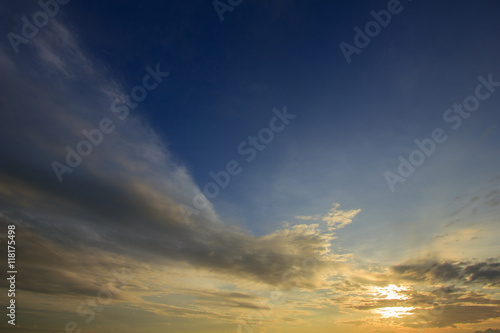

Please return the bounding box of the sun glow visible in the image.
[370,285,415,318]
[375,306,415,318]
[372,284,410,300]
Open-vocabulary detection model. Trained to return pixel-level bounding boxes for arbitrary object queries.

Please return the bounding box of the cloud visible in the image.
[392,259,500,287]
[447,186,500,223]
[295,214,321,221]
[295,203,360,230]
[463,262,500,286]
[330,258,500,329]
[0,19,358,308]
[485,190,500,207]
[0,214,136,299]
[406,304,500,328]
[337,280,500,329]
[449,196,479,217]
[392,261,462,283]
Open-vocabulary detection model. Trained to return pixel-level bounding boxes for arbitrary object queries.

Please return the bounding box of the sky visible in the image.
[0,0,500,332]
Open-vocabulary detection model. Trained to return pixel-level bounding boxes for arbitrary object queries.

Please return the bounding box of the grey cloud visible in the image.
[449,196,479,217]
[392,261,462,282]
[463,262,500,286]
[0,216,134,298]
[447,188,500,224]
[407,304,500,328]
[392,259,500,287]
[485,190,500,207]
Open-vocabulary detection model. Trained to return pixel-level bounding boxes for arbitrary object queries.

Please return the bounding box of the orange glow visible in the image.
[375,306,415,318]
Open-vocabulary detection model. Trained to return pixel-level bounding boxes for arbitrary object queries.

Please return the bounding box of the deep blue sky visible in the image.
[2,0,500,228]
[1,2,500,331]
[3,0,500,233]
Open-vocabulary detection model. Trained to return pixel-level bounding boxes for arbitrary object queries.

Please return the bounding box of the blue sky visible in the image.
[1,1,500,332]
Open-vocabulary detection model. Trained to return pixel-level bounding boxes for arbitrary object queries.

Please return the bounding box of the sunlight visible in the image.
[372,284,410,300]
[375,306,415,318]
[371,285,415,319]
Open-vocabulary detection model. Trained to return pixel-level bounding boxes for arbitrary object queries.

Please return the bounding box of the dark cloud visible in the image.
[392,261,462,282]
[392,259,500,287]
[0,216,134,298]
[464,262,500,286]
[406,304,500,328]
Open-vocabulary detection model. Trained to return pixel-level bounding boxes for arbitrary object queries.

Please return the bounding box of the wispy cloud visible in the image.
[295,203,361,231]
[0,20,364,331]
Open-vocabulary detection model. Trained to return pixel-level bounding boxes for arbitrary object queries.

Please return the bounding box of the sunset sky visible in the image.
[1,1,500,332]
